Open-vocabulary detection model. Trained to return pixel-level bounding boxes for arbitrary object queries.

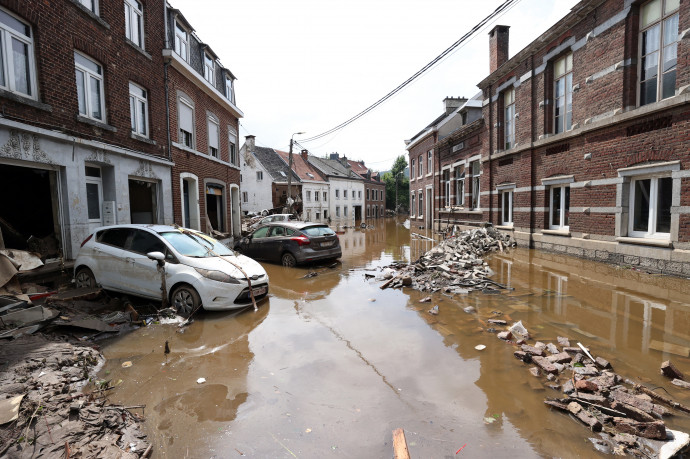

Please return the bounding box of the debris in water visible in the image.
[121,361,132,368]
[428,305,439,315]
[197,377,206,384]
[475,345,486,351]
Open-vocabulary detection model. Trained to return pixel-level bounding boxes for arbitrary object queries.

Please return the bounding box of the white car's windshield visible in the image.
[160,231,234,257]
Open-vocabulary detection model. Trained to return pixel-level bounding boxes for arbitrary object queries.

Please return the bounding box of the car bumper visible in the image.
[294,247,342,264]
[196,280,269,310]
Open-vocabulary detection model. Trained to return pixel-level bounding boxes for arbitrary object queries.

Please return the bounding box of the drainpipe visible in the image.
[164,61,172,161]
[488,84,494,225]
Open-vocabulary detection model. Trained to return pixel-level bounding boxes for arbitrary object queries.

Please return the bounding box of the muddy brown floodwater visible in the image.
[99,218,690,458]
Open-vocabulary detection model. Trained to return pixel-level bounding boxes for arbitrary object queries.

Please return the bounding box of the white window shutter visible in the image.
[179,102,193,132]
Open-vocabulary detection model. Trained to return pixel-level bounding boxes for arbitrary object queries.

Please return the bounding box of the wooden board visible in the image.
[650,340,690,358]
[392,428,410,459]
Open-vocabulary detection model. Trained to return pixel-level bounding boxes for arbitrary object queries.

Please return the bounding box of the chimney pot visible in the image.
[300,149,308,161]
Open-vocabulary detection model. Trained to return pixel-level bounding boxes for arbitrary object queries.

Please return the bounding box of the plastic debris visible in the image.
[509,321,528,339]
[197,377,206,384]
[121,361,132,368]
[475,345,486,351]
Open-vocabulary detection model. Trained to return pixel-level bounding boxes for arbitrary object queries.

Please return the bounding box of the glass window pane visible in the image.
[665,0,679,14]
[554,57,565,78]
[655,177,672,233]
[662,43,677,73]
[640,78,657,105]
[662,69,676,99]
[0,11,30,37]
[633,179,651,232]
[124,4,131,40]
[129,96,136,131]
[133,14,141,46]
[552,188,561,226]
[11,38,30,95]
[74,52,100,74]
[565,53,572,72]
[139,100,146,135]
[641,0,661,28]
[90,77,102,119]
[86,182,100,219]
[75,70,86,115]
[642,25,660,55]
[641,51,659,81]
[564,187,570,226]
[0,35,4,88]
[663,14,678,45]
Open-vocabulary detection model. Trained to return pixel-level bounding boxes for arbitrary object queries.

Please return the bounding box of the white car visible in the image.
[74,224,269,316]
[249,214,297,231]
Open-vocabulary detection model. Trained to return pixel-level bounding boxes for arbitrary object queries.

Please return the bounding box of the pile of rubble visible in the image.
[0,335,149,458]
[497,326,690,457]
[380,226,516,294]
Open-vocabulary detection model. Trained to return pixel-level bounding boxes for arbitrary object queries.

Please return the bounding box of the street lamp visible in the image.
[287,131,305,213]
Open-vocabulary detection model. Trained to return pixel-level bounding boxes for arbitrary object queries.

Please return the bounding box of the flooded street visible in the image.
[99,219,690,458]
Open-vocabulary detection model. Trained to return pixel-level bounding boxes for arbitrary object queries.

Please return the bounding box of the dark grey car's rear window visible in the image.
[302,226,335,236]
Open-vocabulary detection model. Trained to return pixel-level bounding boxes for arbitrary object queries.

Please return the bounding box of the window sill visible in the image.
[616,237,672,248]
[496,224,514,230]
[172,141,232,167]
[0,89,52,112]
[125,39,152,60]
[542,229,571,237]
[77,115,116,132]
[131,132,156,145]
[69,0,110,29]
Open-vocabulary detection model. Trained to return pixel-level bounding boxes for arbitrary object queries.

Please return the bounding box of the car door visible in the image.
[122,229,169,299]
[265,225,289,262]
[93,228,132,289]
[244,226,271,260]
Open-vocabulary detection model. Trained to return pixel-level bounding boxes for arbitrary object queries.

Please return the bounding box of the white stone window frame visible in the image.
[174,20,189,62]
[129,81,148,137]
[617,160,679,241]
[542,175,574,231]
[177,93,195,148]
[638,0,679,106]
[74,51,106,122]
[497,183,516,227]
[468,156,482,210]
[441,165,452,208]
[203,52,214,85]
[124,0,144,49]
[0,8,37,99]
[504,87,516,149]
[207,113,220,158]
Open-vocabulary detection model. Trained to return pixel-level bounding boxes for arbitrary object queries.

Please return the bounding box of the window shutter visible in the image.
[179,101,193,132]
[208,120,219,149]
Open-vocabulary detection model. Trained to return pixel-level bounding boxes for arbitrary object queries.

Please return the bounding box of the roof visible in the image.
[275,150,327,182]
[308,156,362,181]
[406,112,447,147]
[251,146,300,182]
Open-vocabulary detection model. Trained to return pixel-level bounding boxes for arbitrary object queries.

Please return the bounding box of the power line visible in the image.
[299,0,520,144]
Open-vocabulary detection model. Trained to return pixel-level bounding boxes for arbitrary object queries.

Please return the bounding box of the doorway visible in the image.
[354,205,362,222]
[426,188,433,229]
[129,179,158,224]
[206,184,225,232]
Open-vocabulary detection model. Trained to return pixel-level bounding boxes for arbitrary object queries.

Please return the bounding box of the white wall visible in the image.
[301,181,329,222]
[239,146,273,213]
[329,177,365,226]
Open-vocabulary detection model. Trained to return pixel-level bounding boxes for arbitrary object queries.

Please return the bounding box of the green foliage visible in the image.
[383,155,409,210]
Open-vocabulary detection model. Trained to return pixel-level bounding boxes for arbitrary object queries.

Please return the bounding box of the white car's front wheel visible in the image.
[170,284,201,317]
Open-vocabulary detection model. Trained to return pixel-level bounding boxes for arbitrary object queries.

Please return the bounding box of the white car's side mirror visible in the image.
[147,251,166,262]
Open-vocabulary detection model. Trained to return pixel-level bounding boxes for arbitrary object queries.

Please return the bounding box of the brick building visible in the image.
[163,4,243,236]
[0,0,173,259]
[412,0,690,274]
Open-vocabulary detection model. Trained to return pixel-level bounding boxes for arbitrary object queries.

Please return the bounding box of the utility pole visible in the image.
[286,132,305,214]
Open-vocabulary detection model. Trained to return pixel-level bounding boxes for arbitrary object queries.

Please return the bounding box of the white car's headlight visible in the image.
[195,268,241,284]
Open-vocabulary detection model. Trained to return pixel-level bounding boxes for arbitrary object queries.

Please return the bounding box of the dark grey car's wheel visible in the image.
[170,285,201,317]
[281,252,297,267]
[75,267,96,288]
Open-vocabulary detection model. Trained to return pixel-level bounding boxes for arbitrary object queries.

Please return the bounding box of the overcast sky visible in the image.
[170,0,580,171]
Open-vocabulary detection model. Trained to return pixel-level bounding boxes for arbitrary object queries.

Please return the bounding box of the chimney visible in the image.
[329,152,339,160]
[244,135,256,152]
[300,149,308,161]
[340,155,349,168]
[443,96,467,115]
[489,25,510,74]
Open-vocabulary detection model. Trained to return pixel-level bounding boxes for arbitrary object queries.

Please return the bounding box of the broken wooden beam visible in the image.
[612,418,666,440]
[392,428,410,459]
[660,360,684,381]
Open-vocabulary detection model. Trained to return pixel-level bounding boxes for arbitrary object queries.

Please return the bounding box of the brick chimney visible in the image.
[489,25,510,74]
[244,135,255,152]
[300,149,308,161]
[443,96,467,115]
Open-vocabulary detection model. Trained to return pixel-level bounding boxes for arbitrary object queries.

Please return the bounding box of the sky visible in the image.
[170,0,581,171]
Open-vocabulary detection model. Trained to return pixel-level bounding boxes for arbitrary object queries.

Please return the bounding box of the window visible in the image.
[358,190,362,199]
[323,192,327,202]
[410,193,416,216]
[366,206,370,217]
[468,160,480,210]
[629,176,672,238]
[411,159,415,180]
[129,82,148,137]
[178,95,194,148]
[75,52,105,122]
[344,189,348,199]
[85,165,103,222]
[174,21,188,61]
[306,190,311,201]
[316,212,320,220]
[454,165,465,206]
[204,53,214,85]
[442,170,450,207]
[78,0,98,14]
[129,230,166,255]
[501,190,513,225]
[418,155,423,176]
[225,76,234,102]
[336,206,340,217]
[549,186,570,230]
[0,9,36,98]
[427,150,433,174]
[124,0,143,48]
[315,191,319,202]
[228,126,238,165]
[418,190,423,217]
[366,189,370,200]
[344,206,348,217]
[639,0,679,106]
[256,171,263,181]
[554,53,573,134]
[504,88,515,149]
[335,189,340,199]
[242,191,247,202]
[324,210,328,219]
[207,114,219,158]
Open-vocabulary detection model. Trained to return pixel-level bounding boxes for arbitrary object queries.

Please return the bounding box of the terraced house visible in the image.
[411,0,690,275]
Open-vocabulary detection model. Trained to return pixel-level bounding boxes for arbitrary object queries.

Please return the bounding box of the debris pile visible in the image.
[380,226,516,293]
[498,326,690,457]
[0,335,149,458]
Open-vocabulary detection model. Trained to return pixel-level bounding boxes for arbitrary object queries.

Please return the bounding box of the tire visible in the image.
[170,285,201,317]
[281,252,297,267]
[75,267,97,288]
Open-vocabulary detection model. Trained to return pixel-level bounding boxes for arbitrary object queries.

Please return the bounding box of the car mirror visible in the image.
[147,251,166,262]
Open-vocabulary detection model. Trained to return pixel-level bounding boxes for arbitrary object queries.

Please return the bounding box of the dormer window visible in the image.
[174,21,188,61]
[204,53,214,85]
[224,76,234,102]
[306,173,314,179]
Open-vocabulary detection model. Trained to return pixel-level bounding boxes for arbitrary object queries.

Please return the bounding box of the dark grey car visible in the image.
[235,222,342,267]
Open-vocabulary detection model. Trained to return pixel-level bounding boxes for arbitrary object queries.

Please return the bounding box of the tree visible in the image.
[383,155,409,211]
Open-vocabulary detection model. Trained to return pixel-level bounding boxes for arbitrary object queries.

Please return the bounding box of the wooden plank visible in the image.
[650,340,690,358]
[392,428,410,459]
